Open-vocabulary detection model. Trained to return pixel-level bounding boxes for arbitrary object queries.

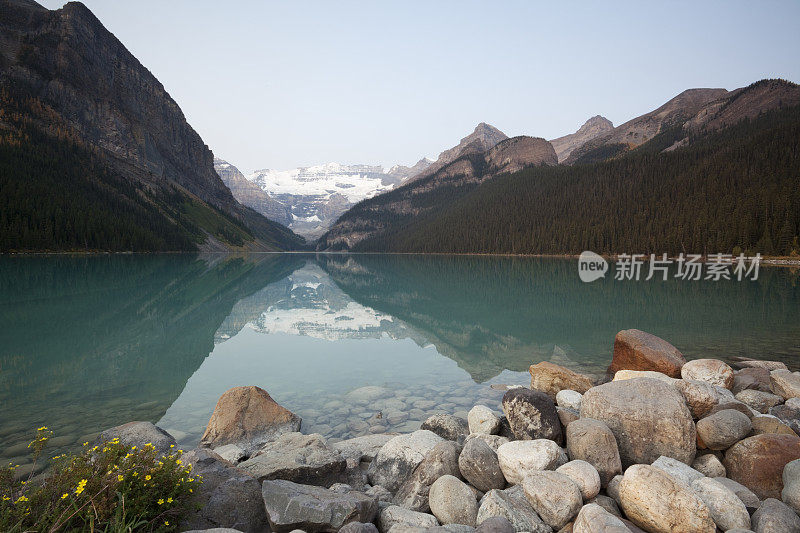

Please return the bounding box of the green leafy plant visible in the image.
[0,428,202,532]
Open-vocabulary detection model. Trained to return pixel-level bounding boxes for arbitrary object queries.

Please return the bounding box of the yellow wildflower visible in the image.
[165,521,170,526]
[170,444,175,448]
[16,495,29,503]
[145,475,151,481]
[132,472,139,477]
[75,479,87,495]
[82,442,88,446]
[61,493,68,500]
[37,426,47,431]
[167,497,173,503]
[157,498,164,505]
[117,474,124,481]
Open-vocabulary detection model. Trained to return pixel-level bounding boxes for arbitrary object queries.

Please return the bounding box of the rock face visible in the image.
[618,464,715,533]
[458,437,505,493]
[411,123,509,183]
[680,359,734,389]
[484,136,557,175]
[98,421,176,453]
[394,441,463,512]
[696,409,752,450]
[496,440,567,484]
[428,475,478,526]
[237,432,347,486]
[261,480,378,532]
[580,378,696,466]
[477,486,550,533]
[200,386,301,455]
[214,159,292,227]
[724,433,800,499]
[521,471,582,529]
[501,388,562,443]
[369,430,445,493]
[565,418,622,486]
[609,330,686,377]
[549,115,615,163]
[529,361,595,399]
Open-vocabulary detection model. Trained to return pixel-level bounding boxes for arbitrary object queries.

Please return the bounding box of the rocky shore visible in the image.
[98,329,800,532]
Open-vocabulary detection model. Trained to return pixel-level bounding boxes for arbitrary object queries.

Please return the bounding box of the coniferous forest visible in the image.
[345,105,800,256]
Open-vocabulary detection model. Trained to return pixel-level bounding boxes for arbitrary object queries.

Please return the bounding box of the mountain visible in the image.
[247,162,419,239]
[320,80,800,256]
[410,122,509,182]
[0,0,304,252]
[564,88,730,164]
[214,158,293,227]
[387,157,434,180]
[549,115,614,162]
[318,130,557,251]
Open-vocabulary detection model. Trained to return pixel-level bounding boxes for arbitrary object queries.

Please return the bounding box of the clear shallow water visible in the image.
[1,254,799,471]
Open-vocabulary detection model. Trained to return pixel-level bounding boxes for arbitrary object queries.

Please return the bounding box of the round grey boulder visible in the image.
[458,437,505,493]
[565,418,622,486]
[475,516,514,533]
[468,406,501,435]
[496,440,567,485]
[696,409,752,450]
[573,503,629,533]
[751,498,800,533]
[692,454,726,478]
[556,460,601,500]
[429,475,478,526]
[691,477,751,531]
[422,414,469,442]
[521,470,582,530]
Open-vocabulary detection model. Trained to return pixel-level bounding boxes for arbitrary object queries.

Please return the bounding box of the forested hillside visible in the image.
[344,105,800,256]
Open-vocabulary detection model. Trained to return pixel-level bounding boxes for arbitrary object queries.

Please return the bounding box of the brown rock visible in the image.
[609,330,685,378]
[724,433,800,499]
[751,415,796,436]
[732,367,772,394]
[201,386,301,455]
[732,358,789,371]
[529,361,594,399]
[565,418,622,487]
[485,136,558,175]
[771,371,800,400]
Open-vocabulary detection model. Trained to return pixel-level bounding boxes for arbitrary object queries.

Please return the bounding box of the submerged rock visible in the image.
[200,386,301,455]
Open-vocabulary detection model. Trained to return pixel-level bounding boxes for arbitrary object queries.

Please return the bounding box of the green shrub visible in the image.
[0,427,202,532]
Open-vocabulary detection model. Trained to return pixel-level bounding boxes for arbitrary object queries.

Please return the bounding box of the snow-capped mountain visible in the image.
[246,160,432,240]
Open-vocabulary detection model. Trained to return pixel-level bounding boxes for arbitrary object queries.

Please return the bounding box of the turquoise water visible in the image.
[1,254,799,472]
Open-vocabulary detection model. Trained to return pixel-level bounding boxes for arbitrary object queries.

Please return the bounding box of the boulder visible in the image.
[724,433,800,499]
[681,359,734,389]
[769,404,800,434]
[751,498,800,533]
[573,503,629,533]
[557,407,580,429]
[378,506,439,533]
[429,475,478,526]
[733,366,773,394]
[606,475,622,504]
[180,448,269,533]
[237,433,347,486]
[200,386,301,455]
[422,415,469,442]
[521,471,582,530]
[650,456,704,488]
[580,378,695,467]
[213,444,246,464]
[702,400,754,420]
[529,361,594,399]
[770,372,800,400]
[340,523,380,533]
[674,380,722,419]
[611,370,676,384]
[609,329,685,377]
[458,437,505,493]
[98,421,177,454]
[468,406,501,435]
[713,476,762,510]
[696,409,752,450]
[691,454,726,477]
[556,460,601,500]
[463,434,509,453]
[261,480,378,532]
[618,464,715,533]
[735,390,783,414]
[782,459,800,514]
[476,486,550,533]
[556,390,582,411]
[586,495,621,518]
[475,517,514,533]
[733,359,788,371]
[751,415,796,436]
[496,439,567,484]
[690,477,751,531]
[332,434,398,465]
[565,418,622,487]
[369,430,445,493]
[502,388,562,443]
[394,441,463,512]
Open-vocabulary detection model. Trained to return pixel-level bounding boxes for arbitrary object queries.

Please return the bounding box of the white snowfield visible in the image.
[248,162,400,204]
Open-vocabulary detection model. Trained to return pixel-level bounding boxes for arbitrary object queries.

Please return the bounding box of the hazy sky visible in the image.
[40,0,800,173]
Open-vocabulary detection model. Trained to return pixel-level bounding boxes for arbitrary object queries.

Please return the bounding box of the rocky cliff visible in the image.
[549,115,613,163]
[0,0,304,251]
[214,159,292,227]
[410,123,508,182]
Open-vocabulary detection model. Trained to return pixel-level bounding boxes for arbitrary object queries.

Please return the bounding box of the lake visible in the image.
[1,254,799,472]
